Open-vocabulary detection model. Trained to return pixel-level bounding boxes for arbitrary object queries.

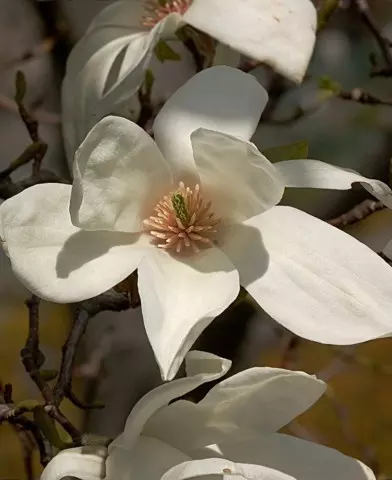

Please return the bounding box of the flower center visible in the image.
[144,182,220,253]
[142,0,192,27]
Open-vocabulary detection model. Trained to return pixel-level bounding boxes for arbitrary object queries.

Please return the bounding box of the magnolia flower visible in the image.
[62,0,317,159]
[3,66,392,380]
[40,351,375,480]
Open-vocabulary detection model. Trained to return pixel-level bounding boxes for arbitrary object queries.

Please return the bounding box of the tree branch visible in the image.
[354,0,392,77]
[338,88,392,106]
[21,296,53,404]
[327,199,384,228]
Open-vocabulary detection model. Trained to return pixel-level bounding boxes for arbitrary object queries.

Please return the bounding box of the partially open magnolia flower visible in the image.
[40,351,375,480]
[62,0,317,159]
[3,67,392,380]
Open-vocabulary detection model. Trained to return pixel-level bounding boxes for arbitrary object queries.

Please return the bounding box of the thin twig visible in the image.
[9,415,53,466]
[53,290,130,406]
[53,309,89,406]
[0,93,60,125]
[327,199,384,228]
[338,88,392,106]
[0,169,69,200]
[21,296,53,404]
[66,389,104,411]
[354,0,392,77]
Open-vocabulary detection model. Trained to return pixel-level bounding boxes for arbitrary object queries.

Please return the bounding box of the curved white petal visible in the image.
[138,247,240,380]
[153,66,268,182]
[71,116,172,233]
[145,368,325,453]
[41,447,106,480]
[191,129,284,221]
[117,351,231,449]
[162,458,294,480]
[275,160,392,208]
[221,206,392,344]
[183,0,317,83]
[196,434,375,480]
[62,5,182,161]
[107,435,190,480]
[0,184,149,303]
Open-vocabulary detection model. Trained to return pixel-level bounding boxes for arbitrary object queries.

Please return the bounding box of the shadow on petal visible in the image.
[219,220,270,284]
[56,230,139,278]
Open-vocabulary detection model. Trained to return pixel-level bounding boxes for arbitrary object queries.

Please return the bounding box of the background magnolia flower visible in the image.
[3,67,392,381]
[40,351,375,480]
[62,0,317,160]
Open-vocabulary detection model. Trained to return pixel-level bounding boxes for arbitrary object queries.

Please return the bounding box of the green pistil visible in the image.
[171,193,189,225]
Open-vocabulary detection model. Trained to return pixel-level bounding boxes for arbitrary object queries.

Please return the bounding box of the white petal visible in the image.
[191,129,284,221]
[118,351,231,449]
[196,434,375,480]
[0,184,149,303]
[275,159,392,208]
[153,66,268,182]
[138,247,240,380]
[41,447,106,480]
[162,458,294,480]
[183,0,317,83]
[62,5,182,160]
[221,206,392,344]
[71,116,172,233]
[107,435,190,480]
[145,368,325,453]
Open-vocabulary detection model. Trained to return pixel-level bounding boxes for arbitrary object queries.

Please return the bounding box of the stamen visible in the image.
[141,0,192,27]
[144,182,220,254]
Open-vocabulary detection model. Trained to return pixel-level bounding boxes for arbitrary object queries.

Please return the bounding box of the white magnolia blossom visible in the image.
[3,67,392,380]
[40,351,375,480]
[62,0,317,159]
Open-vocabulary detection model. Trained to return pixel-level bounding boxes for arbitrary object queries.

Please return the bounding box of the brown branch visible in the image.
[66,389,104,411]
[53,309,89,406]
[9,415,53,467]
[81,289,131,317]
[53,290,130,406]
[137,88,154,130]
[354,0,392,77]
[0,169,70,200]
[21,296,53,404]
[13,70,47,174]
[0,93,60,125]
[338,88,392,106]
[327,199,384,228]
[0,142,47,181]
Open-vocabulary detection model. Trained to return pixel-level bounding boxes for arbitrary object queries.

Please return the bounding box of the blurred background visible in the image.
[2,0,392,478]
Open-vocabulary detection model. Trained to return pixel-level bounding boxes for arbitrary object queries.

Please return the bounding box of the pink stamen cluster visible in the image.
[144,182,220,253]
[142,0,192,27]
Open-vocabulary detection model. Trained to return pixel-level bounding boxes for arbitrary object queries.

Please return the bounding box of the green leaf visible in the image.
[317,0,339,31]
[318,75,341,95]
[33,406,69,450]
[154,40,181,62]
[262,141,309,163]
[15,70,27,103]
